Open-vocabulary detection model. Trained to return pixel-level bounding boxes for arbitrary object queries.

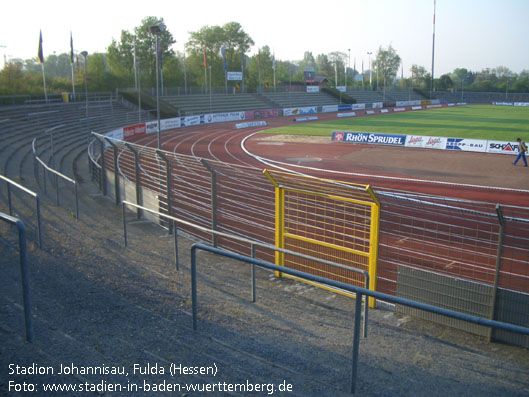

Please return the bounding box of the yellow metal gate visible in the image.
[264,170,380,307]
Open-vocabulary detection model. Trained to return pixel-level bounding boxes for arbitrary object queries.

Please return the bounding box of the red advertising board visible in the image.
[123,123,146,141]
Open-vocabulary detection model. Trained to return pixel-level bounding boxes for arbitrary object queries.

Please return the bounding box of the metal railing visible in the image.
[190,243,529,394]
[0,212,33,343]
[32,137,79,219]
[121,200,370,336]
[0,174,42,249]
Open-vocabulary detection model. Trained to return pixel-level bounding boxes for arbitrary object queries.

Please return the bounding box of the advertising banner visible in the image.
[146,121,158,134]
[180,115,203,127]
[337,112,356,118]
[487,140,519,155]
[446,138,487,152]
[245,109,280,119]
[332,131,406,146]
[283,106,317,116]
[235,120,267,129]
[205,112,245,124]
[405,135,447,150]
[351,104,366,110]
[322,105,338,113]
[294,116,319,122]
[227,71,243,81]
[393,107,406,112]
[161,117,181,131]
[306,86,320,93]
[372,102,383,109]
[123,123,146,141]
[105,127,124,141]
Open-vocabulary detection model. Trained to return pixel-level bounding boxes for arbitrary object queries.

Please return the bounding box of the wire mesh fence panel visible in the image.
[91,132,529,307]
[377,190,500,296]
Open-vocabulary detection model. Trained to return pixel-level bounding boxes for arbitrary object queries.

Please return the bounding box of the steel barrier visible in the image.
[0,212,33,343]
[189,243,529,394]
[121,200,370,336]
[32,137,79,219]
[0,174,42,249]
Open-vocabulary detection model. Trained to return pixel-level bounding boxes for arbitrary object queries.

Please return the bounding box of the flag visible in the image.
[221,46,227,71]
[157,40,163,69]
[70,32,74,64]
[203,44,207,68]
[38,30,44,64]
[241,49,244,70]
[272,52,275,71]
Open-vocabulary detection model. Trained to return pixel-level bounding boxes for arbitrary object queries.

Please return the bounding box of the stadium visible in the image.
[1,83,529,395]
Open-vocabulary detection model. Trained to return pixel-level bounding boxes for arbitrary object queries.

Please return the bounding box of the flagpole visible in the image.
[431,0,436,97]
[183,46,187,95]
[41,64,48,103]
[203,44,207,94]
[241,49,244,93]
[273,51,276,91]
[133,37,138,90]
[70,32,75,100]
[38,31,48,103]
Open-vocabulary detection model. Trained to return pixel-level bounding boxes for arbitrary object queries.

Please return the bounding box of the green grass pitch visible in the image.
[266,105,529,141]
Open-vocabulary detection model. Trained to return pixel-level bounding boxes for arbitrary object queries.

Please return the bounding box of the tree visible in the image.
[410,65,428,89]
[373,45,401,89]
[328,51,347,87]
[316,54,333,80]
[0,61,28,94]
[107,16,176,89]
[437,74,454,91]
[186,22,254,89]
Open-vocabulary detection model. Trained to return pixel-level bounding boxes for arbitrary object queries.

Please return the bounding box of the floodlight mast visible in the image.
[149,23,165,150]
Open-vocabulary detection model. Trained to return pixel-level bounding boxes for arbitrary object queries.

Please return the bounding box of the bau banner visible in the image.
[487,140,520,155]
[446,138,487,152]
[332,131,406,146]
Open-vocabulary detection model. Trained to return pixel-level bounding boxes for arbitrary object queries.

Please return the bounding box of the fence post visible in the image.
[104,138,120,205]
[0,214,33,343]
[350,293,363,394]
[200,159,218,247]
[96,137,107,196]
[7,183,12,216]
[156,150,173,234]
[488,204,505,342]
[251,244,256,303]
[125,143,142,219]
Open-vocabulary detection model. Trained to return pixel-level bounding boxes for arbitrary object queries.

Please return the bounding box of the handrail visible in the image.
[189,243,529,394]
[0,174,42,249]
[32,137,79,219]
[0,212,33,343]
[121,200,370,336]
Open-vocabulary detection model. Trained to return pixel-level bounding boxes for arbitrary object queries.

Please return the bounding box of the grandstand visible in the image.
[433,90,529,103]
[1,93,529,396]
[260,91,341,108]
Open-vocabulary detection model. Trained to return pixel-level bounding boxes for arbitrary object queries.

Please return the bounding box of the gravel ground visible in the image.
[1,149,529,396]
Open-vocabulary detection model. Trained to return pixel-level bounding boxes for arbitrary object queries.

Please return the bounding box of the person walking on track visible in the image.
[513,137,528,166]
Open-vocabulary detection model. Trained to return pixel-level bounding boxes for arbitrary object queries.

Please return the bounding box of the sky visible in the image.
[1,0,528,77]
